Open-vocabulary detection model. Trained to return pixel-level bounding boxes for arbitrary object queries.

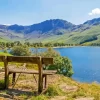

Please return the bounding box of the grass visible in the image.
[0,79,5,89]
[0,52,12,56]
[0,52,12,67]
[0,37,8,42]
[45,84,64,96]
[0,74,100,100]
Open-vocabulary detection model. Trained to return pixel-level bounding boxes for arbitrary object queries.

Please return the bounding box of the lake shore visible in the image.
[1,46,100,51]
[31,46,100,49]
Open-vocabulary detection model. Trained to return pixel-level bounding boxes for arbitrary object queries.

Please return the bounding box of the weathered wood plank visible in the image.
[9,69,39,74]
[12,73,16,85]
[0,69,4,72]
[9,69,56,75]
[42,58,53,65]
[0,56,5,62]
[0,56,53,64]
[7,56,40,64]
[4,56,9,89]
[38,57,43,93]
[45,75,47,88]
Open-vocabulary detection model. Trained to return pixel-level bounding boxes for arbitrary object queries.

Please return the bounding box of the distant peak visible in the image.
[83,17,100,25]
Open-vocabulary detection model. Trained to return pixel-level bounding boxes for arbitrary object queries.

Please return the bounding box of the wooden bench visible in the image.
[0,56,56,93]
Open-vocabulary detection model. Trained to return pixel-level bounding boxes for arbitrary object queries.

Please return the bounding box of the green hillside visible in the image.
[39,25,100,44]
[1,25,100,45]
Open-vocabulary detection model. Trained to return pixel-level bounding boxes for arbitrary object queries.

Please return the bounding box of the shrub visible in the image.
[10,46,31,56]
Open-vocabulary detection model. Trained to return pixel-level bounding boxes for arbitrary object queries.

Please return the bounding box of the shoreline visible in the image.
[1,46,100,51]
[53,45,100,48]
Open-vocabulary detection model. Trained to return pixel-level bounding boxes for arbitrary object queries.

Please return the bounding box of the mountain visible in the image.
[0,18,100,44]
[2,19,75,34]
[0,19,76,42]
[83,17,100,26]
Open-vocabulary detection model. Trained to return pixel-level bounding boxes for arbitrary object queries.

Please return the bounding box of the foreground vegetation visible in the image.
[0,52,12,56]
[0,74,100,100]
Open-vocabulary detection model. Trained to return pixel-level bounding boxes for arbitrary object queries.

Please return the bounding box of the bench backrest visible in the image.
[0,56,53,65]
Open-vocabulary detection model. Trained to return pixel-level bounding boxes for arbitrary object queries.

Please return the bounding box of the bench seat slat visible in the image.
[9,68,56,75]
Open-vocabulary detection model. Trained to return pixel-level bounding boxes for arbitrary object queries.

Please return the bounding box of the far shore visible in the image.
[31,46,100,49]
[0,46,100,51]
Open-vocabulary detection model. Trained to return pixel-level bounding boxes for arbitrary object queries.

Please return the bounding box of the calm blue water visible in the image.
[1,47,100,83]
[55,47,100,83]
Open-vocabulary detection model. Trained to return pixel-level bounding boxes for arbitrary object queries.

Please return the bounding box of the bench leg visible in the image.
[44,75,47,88]
[12,73,16,85]
[43,75,47,89]
[5,73,9,89]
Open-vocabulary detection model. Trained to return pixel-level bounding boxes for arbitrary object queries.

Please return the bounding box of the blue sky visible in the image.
[0,0,100,25]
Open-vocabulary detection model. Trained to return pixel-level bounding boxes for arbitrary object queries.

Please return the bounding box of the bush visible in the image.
[10,46,31,56]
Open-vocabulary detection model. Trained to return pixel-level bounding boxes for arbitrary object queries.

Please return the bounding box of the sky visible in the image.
[0,0,100,25]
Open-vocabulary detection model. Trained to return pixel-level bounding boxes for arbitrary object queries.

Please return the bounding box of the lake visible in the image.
[54,47,100,83]
[31,47,100,83]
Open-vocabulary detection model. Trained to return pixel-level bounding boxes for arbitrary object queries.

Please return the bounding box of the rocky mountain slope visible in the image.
[0,18,100,44]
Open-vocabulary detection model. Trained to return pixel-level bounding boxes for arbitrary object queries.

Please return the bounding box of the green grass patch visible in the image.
[0,52,12,56]
[0,79,5,89]
[45,84,64,96]
[30,95,48,100]
[0,52,12,67]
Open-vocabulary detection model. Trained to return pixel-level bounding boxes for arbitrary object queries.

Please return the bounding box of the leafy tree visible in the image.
[41,47,60,57]
[39,47,74,77]
[10,46,31,56]
[24,42,30,47]
[14,41,22,46]
[44,43,53,47]
[53,56,73,77]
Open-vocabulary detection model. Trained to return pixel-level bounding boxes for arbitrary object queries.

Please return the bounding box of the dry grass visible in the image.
[0,74,100,100]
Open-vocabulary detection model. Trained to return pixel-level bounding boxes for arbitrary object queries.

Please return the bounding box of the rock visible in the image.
[59,84,78,92]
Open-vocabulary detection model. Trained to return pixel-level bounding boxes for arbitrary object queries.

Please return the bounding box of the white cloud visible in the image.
[88,8,100,16]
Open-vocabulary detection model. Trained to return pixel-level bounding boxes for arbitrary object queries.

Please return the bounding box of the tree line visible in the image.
[0,41,100,49]
[0,41,80,49]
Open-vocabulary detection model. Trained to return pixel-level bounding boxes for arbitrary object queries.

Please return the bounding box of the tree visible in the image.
[24,42,30,47]
[41,47,60,57]
[10,46,31,56]
[39,47,74,77]
[53,56,73,77]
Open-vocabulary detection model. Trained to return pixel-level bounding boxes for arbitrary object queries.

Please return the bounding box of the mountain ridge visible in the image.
[0,18,100,44]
